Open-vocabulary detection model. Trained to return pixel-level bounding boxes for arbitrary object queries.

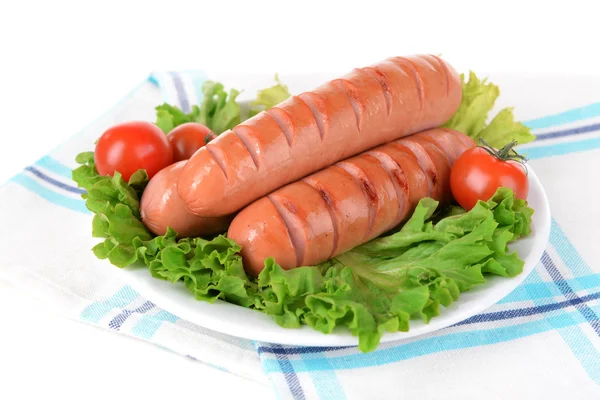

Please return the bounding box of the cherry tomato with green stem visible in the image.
[450,139,529,210]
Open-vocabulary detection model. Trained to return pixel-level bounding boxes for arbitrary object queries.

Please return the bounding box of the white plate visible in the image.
[120,163,551,347]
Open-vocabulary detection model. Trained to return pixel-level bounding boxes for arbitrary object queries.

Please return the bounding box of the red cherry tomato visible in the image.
[450,141,529,210]
[94,121,173,181]
[168,122,216,162]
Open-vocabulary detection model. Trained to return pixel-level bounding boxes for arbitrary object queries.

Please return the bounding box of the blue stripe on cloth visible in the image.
[169,72,191,113]
[550,218,593,276]
[541,252,600,337]
[259,306,600,373]
[498,268,556,303]
[273,345,306,400]
[108,301,155,330]
[300,353,346,400]
[11,173,89,214]
[205,361,229,372]
[556,326,600,384]
[259,345,354,355]
[534,121,600,141]
[25,166,85,195]
[147,74,159,86]
[182,354,230,374]
[536,250,600,383]
[190,72,207,105]
[455,291,600,325]
[524,102,600,130]
[522,136,600,160]
[524,267,600,384]
[130,310,179,340]
[80,285,139,323]
[35,156,75,179]
[258,278,600,356]
[498,273,600,304]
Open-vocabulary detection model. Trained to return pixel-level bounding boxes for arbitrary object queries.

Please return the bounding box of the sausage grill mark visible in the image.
[387,165,409,196]
[415,142,441,189]
[430,54,451,98]
[205,144,229,180]
[266,108,294,147]
[430,170,437,186]
[394,58,425,114]
[417,135,455,166]
[332,80,362,132]
[302,180,339,259]
[280,197,298,215]
[362,67,392,117]
[335,162,377,241]
[365,151,407,224]
[268,195,303,267]
[298,94,326,141]
[359,177,377,203]
[391,141,435,197]
[440,127,475,151]
[232,127,260,169]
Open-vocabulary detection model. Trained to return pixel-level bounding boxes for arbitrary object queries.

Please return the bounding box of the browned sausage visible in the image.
[179,54,462,217]
[227,128,475,276]
[140,161,232,237]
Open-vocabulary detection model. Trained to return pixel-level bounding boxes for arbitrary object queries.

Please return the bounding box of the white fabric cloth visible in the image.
[2,74,600,399]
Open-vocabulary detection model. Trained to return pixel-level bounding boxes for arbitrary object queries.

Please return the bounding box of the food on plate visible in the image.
[178,54,463,217]
[72,60,538,353]
[140,161,231,237]
[94,121,173,181]
[253,187,533,352]
[451,139,529,210]
[132,187,533,353]
[167,122,216,162]
[228,128,475,275]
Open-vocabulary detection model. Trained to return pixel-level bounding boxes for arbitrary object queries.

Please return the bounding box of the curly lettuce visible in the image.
[443,71,536,147]
[154,76,290,135]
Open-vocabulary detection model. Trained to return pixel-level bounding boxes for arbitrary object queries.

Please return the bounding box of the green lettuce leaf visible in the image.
[153,77,289,135]
[476,108,536,149]
[249,75,291,117]
[154,104,201,134]
[443,71,499,136]
[444,71,536,147]
[210,88,241,134]
[154,81,240,135]
[72,154,153,268]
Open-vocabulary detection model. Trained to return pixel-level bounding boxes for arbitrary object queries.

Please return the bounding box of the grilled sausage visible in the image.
[227,128,475,276]
[140,161,232,237]
[179,54,462,217]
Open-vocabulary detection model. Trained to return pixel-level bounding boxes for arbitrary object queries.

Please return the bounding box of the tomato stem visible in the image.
[479,138,529,175]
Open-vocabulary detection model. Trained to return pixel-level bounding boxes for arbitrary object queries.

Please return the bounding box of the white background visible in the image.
[1,1,600,399]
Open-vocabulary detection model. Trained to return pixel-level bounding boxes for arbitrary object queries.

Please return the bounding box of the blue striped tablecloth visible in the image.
[1,71,600,399]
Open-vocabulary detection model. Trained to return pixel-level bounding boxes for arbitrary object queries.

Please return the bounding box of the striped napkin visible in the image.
[1,71,600,400]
